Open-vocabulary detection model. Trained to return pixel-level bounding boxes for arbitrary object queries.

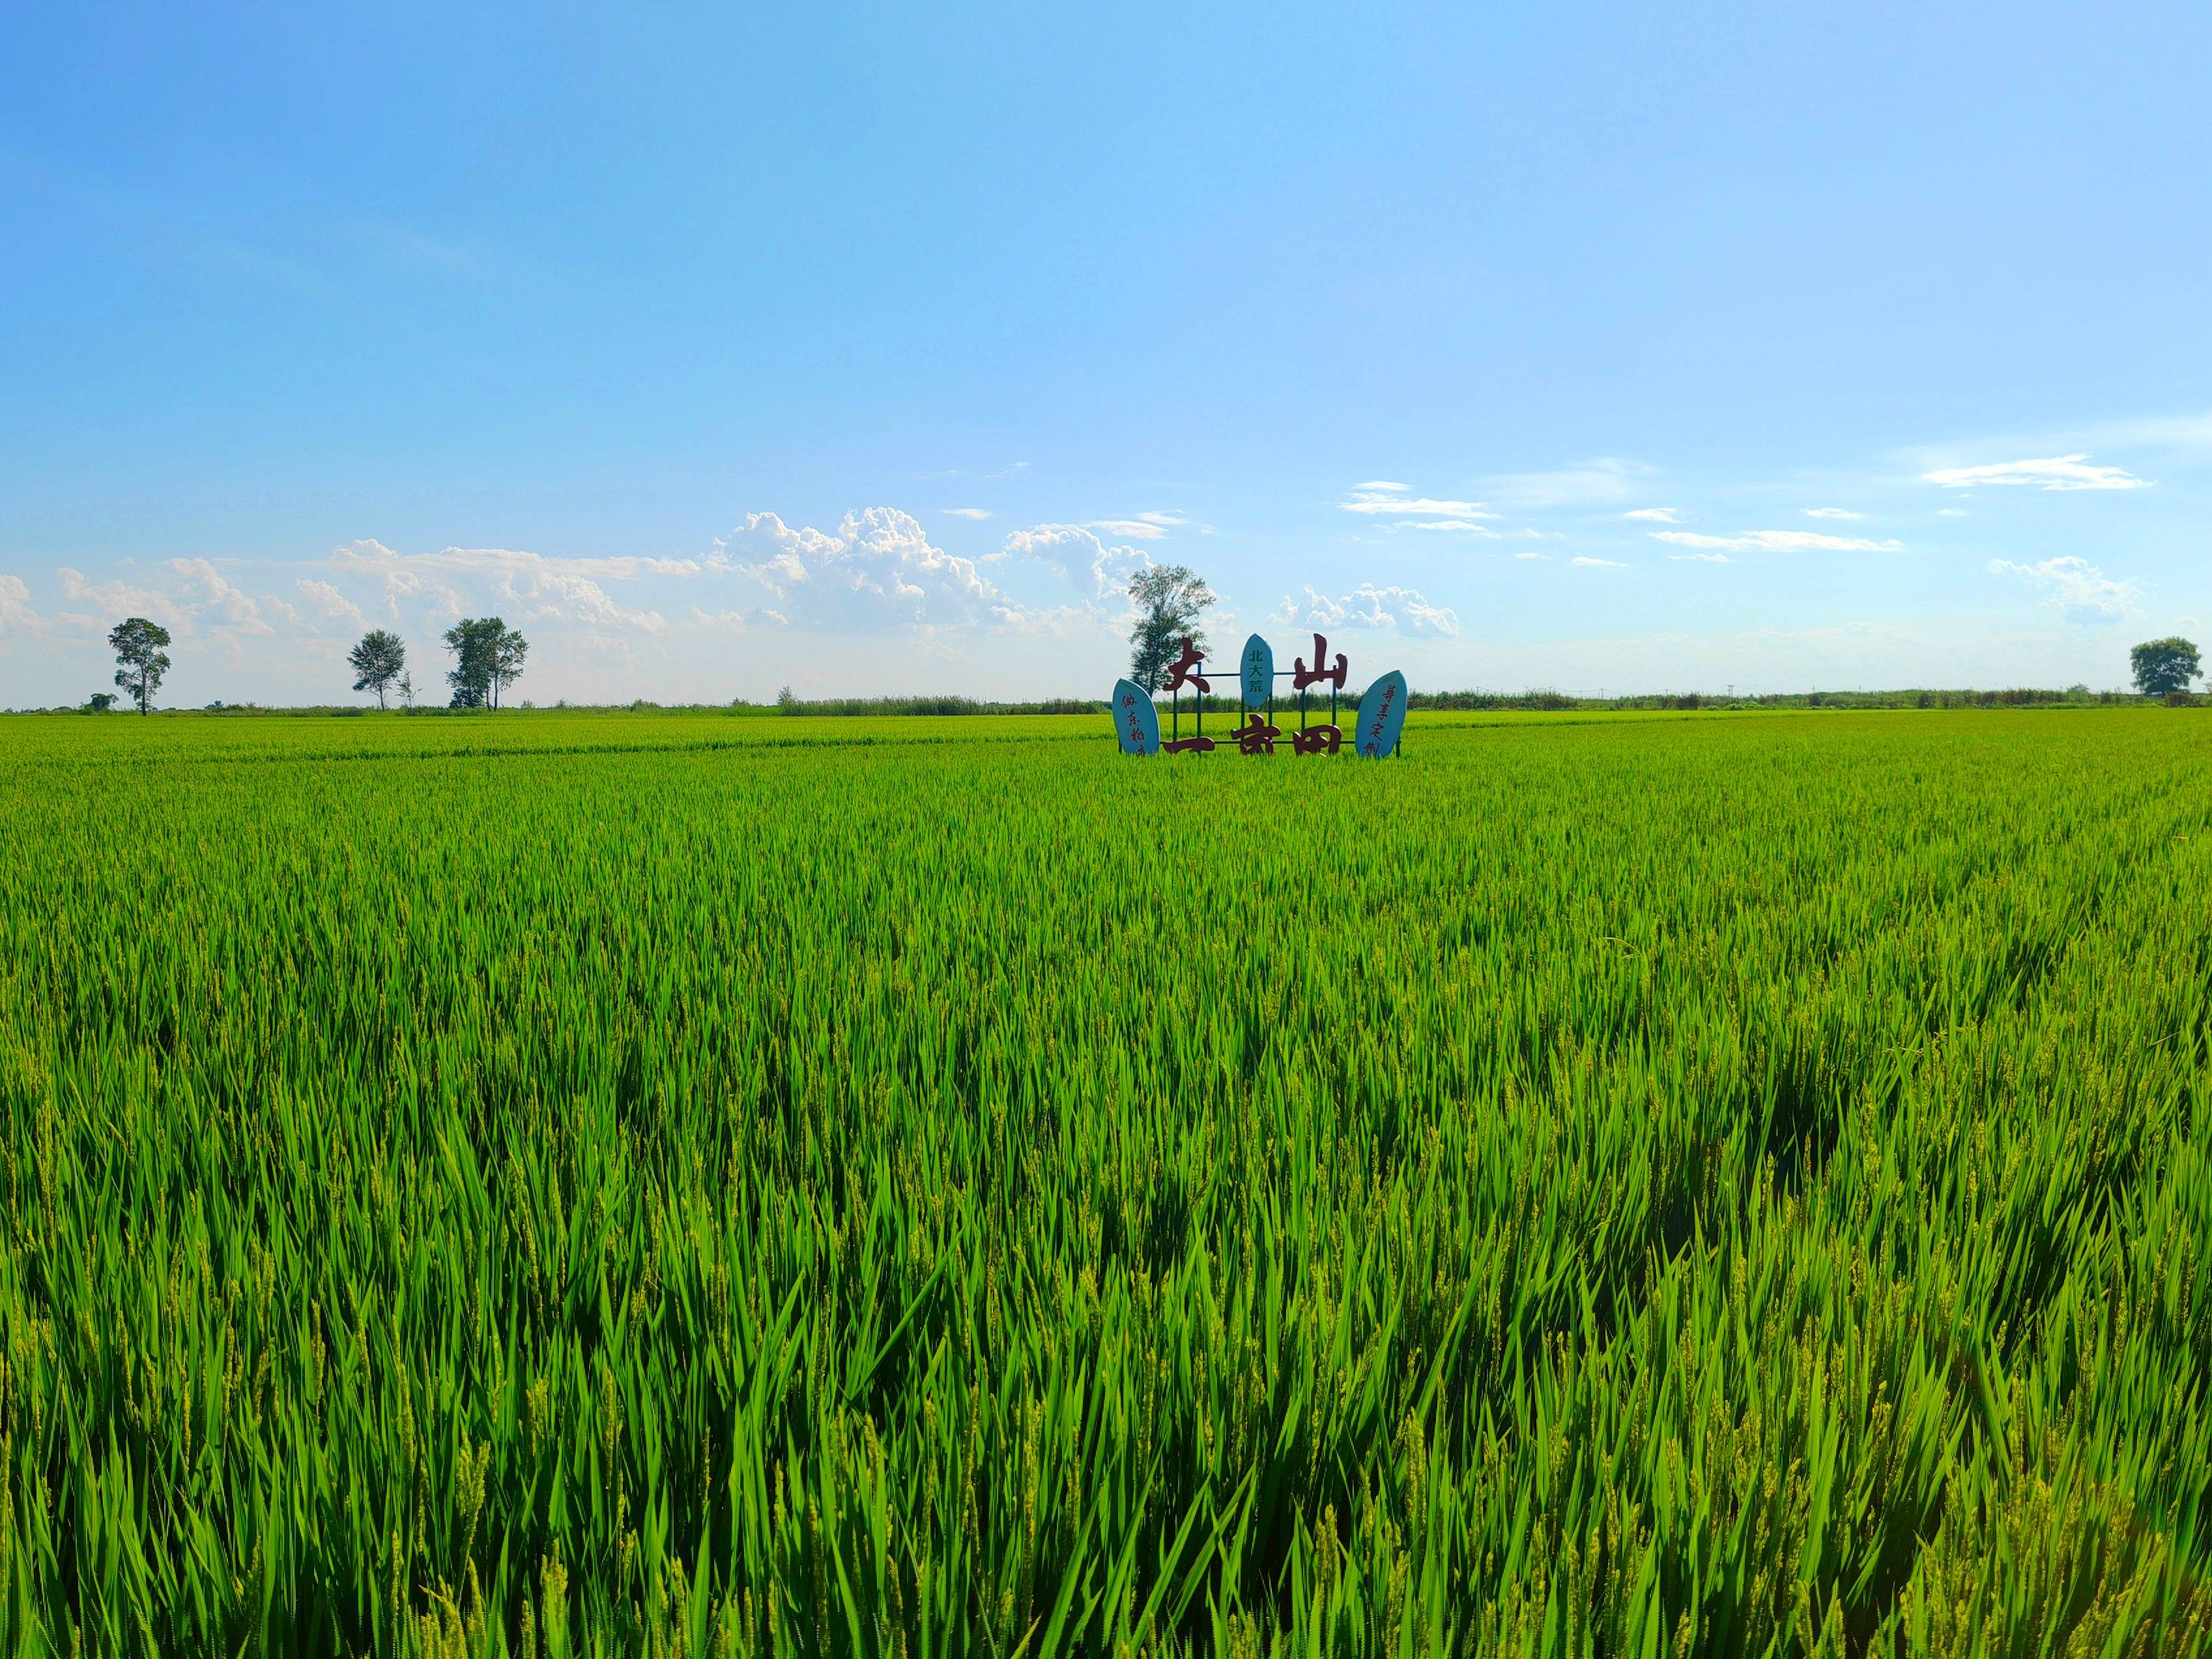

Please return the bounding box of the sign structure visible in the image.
[1354,669,1408,758]
[1239,633,1273,711]
[1111,677,1162,755]
[1107,633,1407,759]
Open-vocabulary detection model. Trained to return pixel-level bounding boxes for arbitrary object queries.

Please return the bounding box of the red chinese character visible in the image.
[1229,713,1280,755]
[1162,736,1216,755]
[1293,633,1348,692]
[1162,639,1210,694]
[1289,725,1342,755]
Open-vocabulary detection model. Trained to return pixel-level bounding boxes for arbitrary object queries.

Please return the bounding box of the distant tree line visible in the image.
[67,609,2207,714]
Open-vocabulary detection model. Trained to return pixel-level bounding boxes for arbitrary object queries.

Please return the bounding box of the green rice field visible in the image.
[1,707,2207,1656]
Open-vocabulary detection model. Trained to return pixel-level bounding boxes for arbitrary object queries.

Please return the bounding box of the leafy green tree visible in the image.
[85,692,117,713]
[109,616,171,714]
[443,618,495,707]
[1127,565,1215,691]
[2131,637,2200,697]
[489,624,530,708]
[347,629,407,708]
[443,616,530,709]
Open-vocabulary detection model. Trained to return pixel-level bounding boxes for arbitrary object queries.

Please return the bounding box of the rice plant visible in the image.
[0,707,2205,1656]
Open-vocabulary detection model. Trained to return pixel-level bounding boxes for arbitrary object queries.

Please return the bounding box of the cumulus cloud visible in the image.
[999,524,1149,600]
[1801,507,1862,520]
[713,509,1016,631]
[526,570,668,633]
[1923,454,2149,491]
[47,560,299,642]
[1651,529,1904,553]
[1273,583,1459,637]
[0,575,44,635]
[1572,556,1629,569]
[326,539,690,631]
[1624,507,1680,523]
[58,566,192,631]
[169,558,278,637]
[1339,482,1494,519]
[1988,556,2139,616]
[296,578,370,629]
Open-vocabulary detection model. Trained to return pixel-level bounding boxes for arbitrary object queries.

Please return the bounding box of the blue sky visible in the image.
[4,1,2208,705]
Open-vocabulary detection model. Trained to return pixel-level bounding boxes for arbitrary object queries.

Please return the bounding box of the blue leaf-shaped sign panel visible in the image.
[1354,670,1408,758]
[1110,679,1162,755]
[1239,633,1274,710]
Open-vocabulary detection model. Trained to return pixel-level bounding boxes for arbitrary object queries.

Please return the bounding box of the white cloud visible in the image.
[1512,551,1547,561]
[169,558,278,637]
[326,540,697,631]
[1572,556,1629,569]
[1668,552,1733,563]
[1000,524,1149,601]
[526,570,668,633]
[1483,459,1654,510]
[1273,583,1460,637]
[1136,512,1190,528]
[58,566,191,631]
[1988,556,2140,616]
[296,578,369,629]
[1923,454,2149,491]
[0,575,44,635]
[714,509,1016,631]
[1087,519,1172,541]
[1352,480,1409,492]
[1624,507,1680,523]
[1651,529,1904,553]
[941,508,993,521]
[1401,518,1501,535]
[1801,507,1862,520]
[1339,482,1494,518]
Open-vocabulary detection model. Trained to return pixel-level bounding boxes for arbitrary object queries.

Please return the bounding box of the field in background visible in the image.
[1,709,2207,1656]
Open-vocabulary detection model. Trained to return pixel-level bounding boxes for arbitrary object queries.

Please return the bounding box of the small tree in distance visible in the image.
[444,616,529,708]
[444,618,493,707]
[489,625,529,708]
[109,616,171,714]
[347,629,407,708]
[1127,565,1216,691]
[2131,637,2201,697]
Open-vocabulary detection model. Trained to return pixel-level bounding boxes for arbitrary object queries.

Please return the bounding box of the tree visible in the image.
[489,624,529,708]
[2131,637,2200,697]
[347,629,407,708]
[444,616,530,709]
[85,692,117,713]
[1127,565,1216,691]
[397,671,418,712]
[109,616,171,714]
[443,617,495,708]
